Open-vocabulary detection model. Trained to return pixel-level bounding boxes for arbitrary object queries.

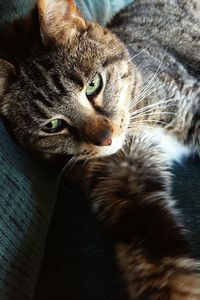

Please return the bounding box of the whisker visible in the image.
[56,156,75,192]
[130,98,177,116]
[130,111,176,121]
[128,82,158,108]
[70,154,82,171]
[58,185,76,193]
[82,157,89,168]
[65,156,76,169]
[130,76,160,108]
[128,119,169,128]
[129,83,165,111]
[126,46,149,63]
[130,105,177,121]
[128,53,168,111]
[130,59,167,109]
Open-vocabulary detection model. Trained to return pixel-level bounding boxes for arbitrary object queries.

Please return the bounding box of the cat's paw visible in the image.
[169,272,200,300]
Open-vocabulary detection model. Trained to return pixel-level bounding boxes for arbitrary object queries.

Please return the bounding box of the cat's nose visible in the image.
[84,121,113,146]
[95,130,112,146]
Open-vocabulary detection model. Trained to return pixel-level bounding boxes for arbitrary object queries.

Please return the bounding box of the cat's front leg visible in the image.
[87,134,200,300]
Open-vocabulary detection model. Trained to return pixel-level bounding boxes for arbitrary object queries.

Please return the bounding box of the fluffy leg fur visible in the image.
[86,133,200,300]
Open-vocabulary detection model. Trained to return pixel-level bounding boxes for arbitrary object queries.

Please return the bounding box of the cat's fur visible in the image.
[0,0,200,299]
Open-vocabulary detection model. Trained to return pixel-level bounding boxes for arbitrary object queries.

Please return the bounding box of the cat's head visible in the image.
[0,0,139,160]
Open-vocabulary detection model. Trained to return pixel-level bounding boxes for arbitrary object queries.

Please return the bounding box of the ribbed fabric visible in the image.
[0,121,58,300]
[0,0,35,23]
[0,1,134,300]
[0,0,134,25]
[76,0,134,25]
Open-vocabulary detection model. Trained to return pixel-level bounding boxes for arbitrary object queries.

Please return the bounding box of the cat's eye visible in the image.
[86,73,103,98]
[43,119,66,133]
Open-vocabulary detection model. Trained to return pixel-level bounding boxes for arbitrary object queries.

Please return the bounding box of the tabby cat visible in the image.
[0,0,200,299]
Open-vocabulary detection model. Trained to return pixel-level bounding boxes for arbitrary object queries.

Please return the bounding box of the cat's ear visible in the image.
[37,0,87,45]
[0,59,15,94]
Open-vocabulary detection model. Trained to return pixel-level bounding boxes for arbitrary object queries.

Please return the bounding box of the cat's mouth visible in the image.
[77,134,125,160]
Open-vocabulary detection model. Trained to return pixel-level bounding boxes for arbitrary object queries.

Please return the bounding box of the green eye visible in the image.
[86,73,103,98]
[43,119,65,133]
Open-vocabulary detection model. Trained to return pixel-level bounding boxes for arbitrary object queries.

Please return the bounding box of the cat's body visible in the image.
[0,0,200,299]
[110,0,200,157]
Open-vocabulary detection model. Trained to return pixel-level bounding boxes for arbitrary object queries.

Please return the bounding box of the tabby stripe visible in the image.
[33,92,53,108]
[67,72,84,88]
[30,101,50,120]
[31,61,63,96]
[103,53,127,68]
[50,73,66,95]
[187,111,200,142]
[38,57,55,72]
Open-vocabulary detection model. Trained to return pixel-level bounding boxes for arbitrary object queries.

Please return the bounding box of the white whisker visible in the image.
[130,75,160,108]
[130,111,176,121]
[126,46,149,63]
[130,57,167,109]
[128,119,169,128]
[128,81,159,107]
[56,156,75,192]
[128,52,168,114]
[130,98,177,116]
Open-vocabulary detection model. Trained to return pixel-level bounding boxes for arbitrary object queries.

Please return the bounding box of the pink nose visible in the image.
[94,130,112,146]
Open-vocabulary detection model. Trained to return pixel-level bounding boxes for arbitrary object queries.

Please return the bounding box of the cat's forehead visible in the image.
[14,27,130,122]
[16,53,102,119]
[20,47,105,84]
[19,24,126,79]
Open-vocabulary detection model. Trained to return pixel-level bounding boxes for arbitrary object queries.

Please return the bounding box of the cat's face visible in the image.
[0,0,138,160]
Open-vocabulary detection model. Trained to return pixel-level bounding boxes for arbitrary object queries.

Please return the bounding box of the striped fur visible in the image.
[87,131,200,299]
[1,0,200,298]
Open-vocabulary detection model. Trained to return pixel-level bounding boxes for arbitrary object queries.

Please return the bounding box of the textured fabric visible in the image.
[76,0,134,25]
[0,122,58,300]
[0,0,35,23]
[0,1,134,300]
[173,157,200,259]
[0,0,133,25]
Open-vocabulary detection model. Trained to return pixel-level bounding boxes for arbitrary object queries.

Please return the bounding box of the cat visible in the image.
[0,0,200,299]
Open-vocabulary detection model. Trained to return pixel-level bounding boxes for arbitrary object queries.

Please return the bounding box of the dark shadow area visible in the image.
[34,186,127,300]
[173,156,200,259]
[34,157,200,300]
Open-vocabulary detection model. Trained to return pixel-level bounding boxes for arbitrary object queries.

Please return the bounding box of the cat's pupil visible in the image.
[47,123,54,129]
[86,73,103,98]
[43,119,64,133]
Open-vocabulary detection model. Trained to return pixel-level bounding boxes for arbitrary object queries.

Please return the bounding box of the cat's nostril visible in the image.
[84,124,113,146]
[96,130,112,146]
